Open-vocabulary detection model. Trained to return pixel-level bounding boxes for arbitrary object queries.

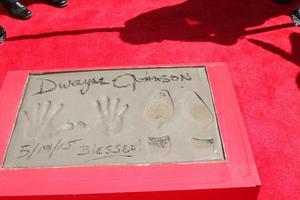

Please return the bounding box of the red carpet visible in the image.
[1,0,300,199]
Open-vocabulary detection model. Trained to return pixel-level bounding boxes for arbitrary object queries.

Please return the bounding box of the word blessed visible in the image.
[32,72,192,95]
[77,144,137,162]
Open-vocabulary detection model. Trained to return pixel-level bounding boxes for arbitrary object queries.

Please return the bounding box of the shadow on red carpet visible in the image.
[2,0,297,44]
[247,32,300,88]
[1,0,300,87]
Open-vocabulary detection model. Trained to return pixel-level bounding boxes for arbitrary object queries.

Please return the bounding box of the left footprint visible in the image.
[144,89,174,129]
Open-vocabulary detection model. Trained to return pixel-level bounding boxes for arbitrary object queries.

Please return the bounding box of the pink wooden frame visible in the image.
[0,64,260,197]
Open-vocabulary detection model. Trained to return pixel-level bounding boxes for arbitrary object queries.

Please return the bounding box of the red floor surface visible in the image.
[0,0,300,199]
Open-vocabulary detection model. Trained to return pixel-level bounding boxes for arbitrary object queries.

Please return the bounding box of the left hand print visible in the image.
[21,100,74,140]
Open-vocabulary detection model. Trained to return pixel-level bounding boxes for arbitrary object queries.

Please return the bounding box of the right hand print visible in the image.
[95,97,129,136]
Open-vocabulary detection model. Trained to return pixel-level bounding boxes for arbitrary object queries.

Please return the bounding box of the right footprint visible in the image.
[181,91,213,129]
